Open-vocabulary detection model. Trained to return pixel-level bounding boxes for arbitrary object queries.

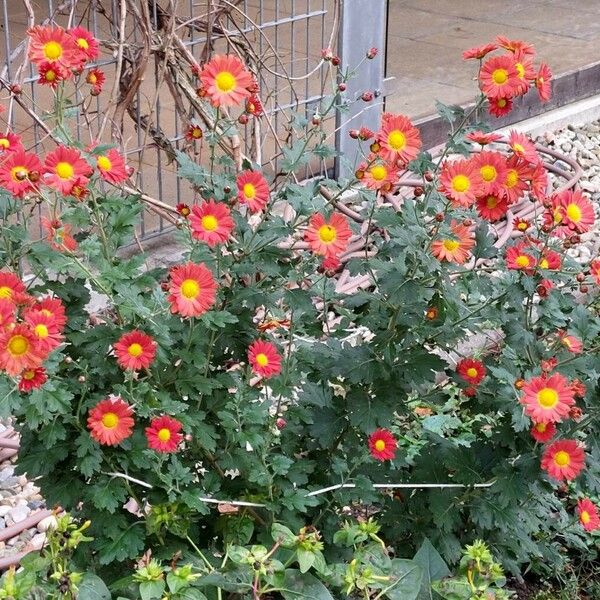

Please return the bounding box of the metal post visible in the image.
[335,0,388,178]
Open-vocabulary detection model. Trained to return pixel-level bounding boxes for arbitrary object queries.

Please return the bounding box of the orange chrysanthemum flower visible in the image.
[479,55,520,99]
[462,42,497,60]
[476,193,508,222]
[167,262,217,318]
[530,421,556,443]
[535,63,552,103]
[199,54,253,108]
[0,324,43,376]
[41,217,78,253]
[113,330,157,371]
[431,220,475,264]
[24,296,67,330]
[88,397,135,446]
[507,131,539,164]
[236,170,270,212]
[368,428,397,461]
[85,68,105,94]
[0,132,24,155]
[520,373,574,424]
[0,299,15,330]
[304,212,352,258]
[146,415,183,453]
[27,25,79,70]
[577,498,600,532]
[472,151,507,196]
[495,36,536,58]
[18,366,48,393]
[559,332,583,354]
[0,149,43,197]
[466,130,502,146]
[361,159,398,192]
[541,439,585,481]
[24,310,63,357]
[500,156,530,203]
[537,248,561,271]
[547,189,595,237]
[505,244,536,273]
[67,27,100,63]
[189,200,234,246]
[0,272,27,305]
[456,358,486,386]
[248,339,282,379]
[439,159,482,207]
[43,146,92,194]
[377,113,421,166]
[96,149,128,184]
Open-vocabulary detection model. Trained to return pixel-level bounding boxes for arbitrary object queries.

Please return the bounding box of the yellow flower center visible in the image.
[201,214,218,231]
[553,208,564,225]
[537,387,558,409]
[128,343,143,357]
[45,69,57,82]
[318,225,337,243]
[506,170,518,187]
[540,258,549,269]
[466,367,478,378]
[34,324,49,338]
[102,412,119,428]
[387,130,406,150]
[554,450,570,467]
[492,68,508,84]
[370,165,387,181]
[8,335,28,356]
[97,156,112,171]
[480,165,497,182]
[535,423,547,433]
[41,309,53,317]
[443,239,460,251]
[43,41,62,60]
[581,511,591,524]
[158,428,171,442]
[256,352,269,367]
[566,203,582,222]
[515,255,530,268]
[451,174,470,193]
[22,370,36,380]
[77,37,89,50]
[516,63,525,78]
[181,279,200,299]
[87,73,97,84]
[0,139,10,149]
[55,161,74,179]
[497,98,507,108]
[374,439,386,452]
[11,166,27,182]
[486,195,498,208]
[562,337,572,349]
[513,143,525,154]
[215,71,237,93]
[0,286,12,299]
[191,127,202,139]
[243,183,256,199]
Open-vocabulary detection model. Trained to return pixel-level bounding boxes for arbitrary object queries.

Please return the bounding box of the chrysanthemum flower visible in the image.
[25,296,67,330]
[500,156,529,203]
[495,36,536,57]
[145,415,183,453]
[520,373,574,424]
[167,262,218,318]
[549,189,595,236]
[113,330,157,370]
[199,54,253,108]
[0,271,27,305]
[507,131,539,164]
[472,151,507,195]
[431,220,475,264]
[512,51,536,96]
[37,61,68,87]
[96,149,128,184]
[466,131,502,146]
[368,428,397,461]
[528,162,548,201]
[0,149,43,197]
[41,218,78,253]
[236,171,270,212]
[87,397,135,446]
[245,93,264,116]
[476,193,508,222]
[67,27,100,63]
[361,160,399,192]
[189,200,234,246]
[24,310,63,356]
[577,498,600,532]
[304,212,352,258]
[541,439,585,481]
[456,358,486,386]
[439,159,482,207]
[248,339,282,378]
[27,25,79,70]
[530,421,556,443]
[176,203,191,218]
[513,217,530,233]
[505,244,536,273]
[480,55,520,99]
[185,124,203,141]
[538,249,561,271]
[377,113,421,165]
[18,366,47,393]
[43,146,91,195]
[0,299,15,330]
[85,68,105,93]
[0,132,24,155]
[488,96,513,118]
[535,63,552,103]
[462,42,497,60]
[559,332,583,354]
[0,324,43,376]
[590,258,600,285]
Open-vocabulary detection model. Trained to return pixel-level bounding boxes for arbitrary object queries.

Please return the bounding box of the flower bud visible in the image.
[361,91,374,102]
[331,56,340,67]
[338,83,347,92]
[366,47,378,59]
[424,171,434,182]
[414,186,423,197]
[276,417,287,429]
[435,213,444,222]
[78,375,86,383]
[349,129,360,139]
[10,84,21,95]
[238,114,249,125]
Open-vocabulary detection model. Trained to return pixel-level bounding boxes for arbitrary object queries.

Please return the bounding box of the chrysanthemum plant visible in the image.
[1,24,600,596]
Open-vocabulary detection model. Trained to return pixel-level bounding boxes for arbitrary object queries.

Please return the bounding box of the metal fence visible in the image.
[0,0,388,240]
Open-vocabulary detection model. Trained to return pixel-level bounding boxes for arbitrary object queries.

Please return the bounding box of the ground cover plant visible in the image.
[0,22,599,599]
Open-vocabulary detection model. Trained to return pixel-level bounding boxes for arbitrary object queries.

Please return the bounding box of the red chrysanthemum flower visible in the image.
[199,54,254,108]
[590,258,600,285]
[96,149,128,184]
[479,55,520,99]
[189,200,234,246]
[67,26,100,63]
[304,212,352,258]
[0,132,24,155]
[577,498,600,532]
[245,93,264,116]
[236,170,270,212]
[87,397,135,446]
[507,130,539,164]
[530,421,556,443]
[513,217,530,233]
[512,51,536,96]
[535,63,552,103]
[541,439,585,481]
[43,146,92,194]
[538,249,561,271]
[0,324,43,376]
[559,332,583,354]
[167,262,217,318]
[495,36,536,57]
[520,373,575,424]
[0,299,15,330]
[431,220,475,264]
[472,151,507,195]
[488,96,513,118]
[456,358,486,386]
[0,272,27,305]
[361,159,399,192]
[462,42,497,60]
[85,68,105,92]
[368,428,397,461]
[24,310,63,356]
[466,131,502,146]
[37,61,68,87]
[27,25,79,70]
[146,415,183,453]
[41,217,78,253]
[18,366,47,393]
[113,330,157,371]
[248,339,282,379]
[377,113,421,165]
[0,149,43,197]
[185,124,203,141]
[439,159,483,207]
[500,156,530,203]
[548,189,595,237]
[528,163,548,201]
[24,296,67,330]
[506,243,536,273]
[176,203,191,218]
[476,193,508,222]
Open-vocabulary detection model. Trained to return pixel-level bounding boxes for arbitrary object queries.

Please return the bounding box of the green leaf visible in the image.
[78,573,112,600]
[384,560,423,600]
[272,522,297,547]
[279,569,334,599]
[140,580,166,600]
[297,548,315,573]
[97,522,145,565]
[413,538,451,600]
